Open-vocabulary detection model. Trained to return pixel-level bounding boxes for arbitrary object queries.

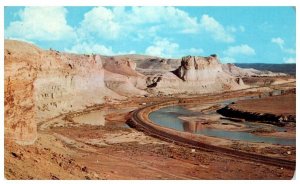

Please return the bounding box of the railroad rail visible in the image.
[127,101,296,170]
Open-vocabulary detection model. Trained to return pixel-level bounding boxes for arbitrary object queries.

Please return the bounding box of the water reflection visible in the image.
[73,111,106,125]
[72,108,133,127]
[149,103,295,146]
[182,120,208,133]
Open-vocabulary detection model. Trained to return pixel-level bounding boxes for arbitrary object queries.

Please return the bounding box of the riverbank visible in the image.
[5,83,296,179]
[128,87,296,161]
[217,93,296,126]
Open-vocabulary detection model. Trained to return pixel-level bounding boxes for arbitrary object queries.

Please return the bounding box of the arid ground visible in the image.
[5,82,296,179]
[4,40,296,180]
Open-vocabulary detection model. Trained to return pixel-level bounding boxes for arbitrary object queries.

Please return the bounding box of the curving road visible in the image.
[127,99,296,170]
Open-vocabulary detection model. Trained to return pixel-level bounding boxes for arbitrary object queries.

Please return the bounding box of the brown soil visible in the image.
[229,94,295,115]
[5,84,296,180]
[4,40,296,180]
[5,124,295,180]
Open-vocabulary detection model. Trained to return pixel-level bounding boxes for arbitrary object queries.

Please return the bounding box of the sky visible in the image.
[4,6,296,64]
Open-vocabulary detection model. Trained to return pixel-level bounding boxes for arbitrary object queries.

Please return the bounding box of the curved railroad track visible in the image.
[127,101,296,170]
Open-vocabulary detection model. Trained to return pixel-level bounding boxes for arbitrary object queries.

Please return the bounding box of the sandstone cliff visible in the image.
[4,40,145,145]
[5,41,39,145]
[145,55,247,94]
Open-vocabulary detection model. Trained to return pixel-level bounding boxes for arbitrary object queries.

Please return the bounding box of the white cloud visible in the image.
[271,37,285,48]
[200,14,235,43]
[224,44,256,56]
[77,6,200,42]
[145,38,179,58]
[66,42,114,55]
[283,57,296,64]
[186,48,204,55]
[68,39,203,58]
[5,7,75,41]
[127,7,199,34]
[226,25,245,33]
[283,48,296,54]
[5,7,243,57]
[145,38,204,58]
[271,37,295,54]
[78,8,231,55]
[78,7,120,40]
[221,57,236,63]
[76,6,212,42]
[66,42,135,56]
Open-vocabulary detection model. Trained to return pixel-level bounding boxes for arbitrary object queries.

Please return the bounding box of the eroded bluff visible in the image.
[146,55,246,94]
[4,40,145,145]
[174,55,222,81]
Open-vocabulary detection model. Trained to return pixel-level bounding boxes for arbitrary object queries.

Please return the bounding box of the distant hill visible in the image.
[235,63,296,76]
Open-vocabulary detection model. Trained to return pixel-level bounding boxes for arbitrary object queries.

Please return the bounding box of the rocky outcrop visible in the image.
[217,106,295,126]
[102,57,140,76]
[4,40,145,145]
[174,55,222,81]
[102,57,148,96]
[146,55,247,94]
[217,93,296,126]
[4,42,39,145]
[33,53,120,122]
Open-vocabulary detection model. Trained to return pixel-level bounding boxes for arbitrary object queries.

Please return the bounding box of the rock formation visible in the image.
[101,56,148,96]
[4,40,286,145]
[174,55,223,81]
[217,106,295,126]
[145,55,247,94]
[4,41,39,145]
[4,40,145,145]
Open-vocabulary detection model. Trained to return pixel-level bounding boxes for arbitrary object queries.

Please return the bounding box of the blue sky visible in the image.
[4,6,296,63]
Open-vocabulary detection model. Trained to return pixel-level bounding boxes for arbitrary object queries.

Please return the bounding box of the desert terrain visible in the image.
[4,40,296,179]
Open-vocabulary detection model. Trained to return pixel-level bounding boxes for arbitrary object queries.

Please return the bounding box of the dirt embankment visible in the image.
[5,89,296,179]
[217,93,296,126]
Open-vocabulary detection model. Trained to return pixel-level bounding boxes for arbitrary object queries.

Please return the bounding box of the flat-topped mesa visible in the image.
[174,54,222,81]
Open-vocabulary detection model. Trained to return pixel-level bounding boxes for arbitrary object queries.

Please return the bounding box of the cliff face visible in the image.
[174,55,222,81]
[4,40,137,145]
[146,55,247,94]
[33,53,114,122]
[5,40,155,145]
[4,41,39,145]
